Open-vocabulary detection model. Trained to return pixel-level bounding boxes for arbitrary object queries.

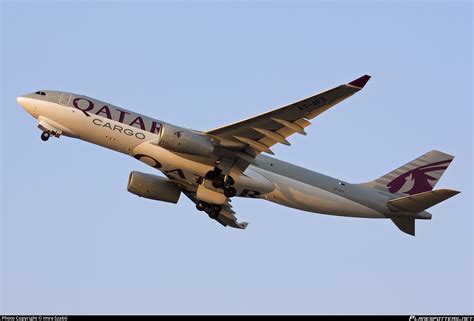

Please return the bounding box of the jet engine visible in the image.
[127,171,181,203]
[157,124,215,157]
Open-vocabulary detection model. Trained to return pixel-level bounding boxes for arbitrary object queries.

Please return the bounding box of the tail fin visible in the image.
[361,150,454,195]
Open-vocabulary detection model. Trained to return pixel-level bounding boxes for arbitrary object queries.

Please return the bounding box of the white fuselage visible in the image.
[18,91,396,219]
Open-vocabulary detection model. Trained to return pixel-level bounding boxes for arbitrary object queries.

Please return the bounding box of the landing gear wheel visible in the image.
[224,187,237,198]
[212,176,225,189]
[205,168,222,180]
[41,131,50,141]
[208,204,222,219]
[196,201,209,211]
[225,176,235,186]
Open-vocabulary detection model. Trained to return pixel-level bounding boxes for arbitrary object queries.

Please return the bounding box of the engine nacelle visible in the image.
[127,171,181,203]
[157,124,215,157]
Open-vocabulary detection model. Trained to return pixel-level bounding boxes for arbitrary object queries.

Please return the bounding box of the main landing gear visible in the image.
[197,165,237,220]
[211,176,225,188]
[224,186,237,198]
[196,201,222,220]
[206,168,237,199]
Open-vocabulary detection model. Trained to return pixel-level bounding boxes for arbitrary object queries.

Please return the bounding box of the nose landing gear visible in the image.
[40,130,60,142]
[40,131,50,141]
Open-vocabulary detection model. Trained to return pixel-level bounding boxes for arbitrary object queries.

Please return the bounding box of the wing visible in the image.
[206,75,371,156]
[183,191,249,229]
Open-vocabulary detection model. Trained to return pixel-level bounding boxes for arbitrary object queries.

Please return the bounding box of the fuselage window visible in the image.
[35,91,46,96]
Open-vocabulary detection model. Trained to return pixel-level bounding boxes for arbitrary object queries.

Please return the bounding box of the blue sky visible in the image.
[1,0,472,314]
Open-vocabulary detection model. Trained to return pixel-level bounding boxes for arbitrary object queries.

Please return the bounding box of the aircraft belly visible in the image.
[259,169,384,218]
[234,168,275,195]
[132,141,276,197]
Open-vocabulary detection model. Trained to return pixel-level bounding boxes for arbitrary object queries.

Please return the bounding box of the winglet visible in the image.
[348,75,371,89]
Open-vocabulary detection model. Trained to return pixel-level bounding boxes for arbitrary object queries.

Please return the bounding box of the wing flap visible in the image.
[217,208,249,229]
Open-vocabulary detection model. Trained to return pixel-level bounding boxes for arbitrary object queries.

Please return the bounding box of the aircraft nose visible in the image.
[17,96,27,107]
[16,96,36,118]
[17,96,35,115]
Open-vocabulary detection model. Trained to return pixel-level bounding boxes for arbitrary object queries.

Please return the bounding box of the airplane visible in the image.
[17,75,459,236]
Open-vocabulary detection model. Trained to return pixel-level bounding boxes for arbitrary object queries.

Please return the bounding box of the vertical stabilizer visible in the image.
[360,150,454,195]
[391,218,415,236]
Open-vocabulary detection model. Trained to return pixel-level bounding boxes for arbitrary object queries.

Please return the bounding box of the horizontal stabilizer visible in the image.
[387,189,460,213]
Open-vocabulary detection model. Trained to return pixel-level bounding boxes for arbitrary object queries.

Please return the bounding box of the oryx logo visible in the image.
[387,160,451,195]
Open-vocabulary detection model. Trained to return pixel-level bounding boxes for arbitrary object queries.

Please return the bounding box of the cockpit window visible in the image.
[35,91,46,96]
